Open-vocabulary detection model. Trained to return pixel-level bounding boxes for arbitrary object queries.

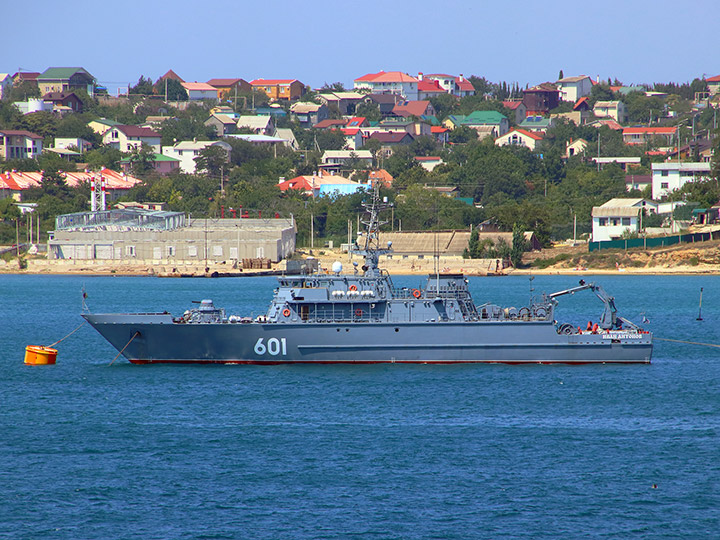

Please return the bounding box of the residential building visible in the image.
[274,127,299,151]
[392,100,435,118]
[340,128,364,150]
[354,71,419,100]
[236,115,275,135]
[41,91,83,112]
[591,198,657,242]
[622,126,677,146]
[119,153,181,175]
[289,102,329,127]
[422,73,475,97]
[417,78,447,100]
[368,132,415,157]
[522,83,559,116]
[315,92,365,115]
[502,100,528,125]
[588,118,623,131]
[37,67,95,97]
[414,156,444,172]
[250,79,305,101]
[181,82,218,101]
[495,128,543,150]
[565,138,588,158]
[314,119,347,130]
[162,140,232,174]
[518,116,555,134]
[651,161,712,200]
[593,100,628,123]
[707,74,720,95]
[206,78,251,101]
[102,125,161,153]
[54,137,92,153]
[0,168,140,202]
[362,93,403,116]
[431,126,450,145]
[13,98,54,115]
[555,75,593,102]
[0,73,12,99]
[12,71,40,87]
[278,172,364,197]
[461,111,509,138]
[205,114,238,136]
[0,130,43,160]
[322,150,373,169]
[625,174,652,192]
[88,118,122,136]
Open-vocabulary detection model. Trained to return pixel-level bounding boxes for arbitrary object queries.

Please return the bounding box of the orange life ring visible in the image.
[412,289,421,299]
[355,308,363,317]
[282,308,291,317]
[348,284,357,291]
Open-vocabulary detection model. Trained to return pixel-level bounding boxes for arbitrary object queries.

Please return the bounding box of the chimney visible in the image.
[459,74,464,82]
[418,72,423,81]
[278,176,285,185]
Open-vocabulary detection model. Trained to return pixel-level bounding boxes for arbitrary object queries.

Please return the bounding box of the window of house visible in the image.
[167,246,175,257]
[612,219,619,226]
[661,170,668,176]
[622,218,631,226]
[661,182,669,189]
[599,218,608,226]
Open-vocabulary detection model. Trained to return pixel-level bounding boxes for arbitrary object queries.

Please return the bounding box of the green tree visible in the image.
[128,143,157,176]
[129,76,155,96]
[154,78,188,101]
[510,223,527,267]
[195,145,229,177]
[6,81,41,102]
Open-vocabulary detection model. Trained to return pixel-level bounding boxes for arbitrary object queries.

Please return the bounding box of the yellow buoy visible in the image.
[24,345,58,365]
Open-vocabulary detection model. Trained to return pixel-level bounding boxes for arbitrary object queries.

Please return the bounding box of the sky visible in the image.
[5,0,720,94]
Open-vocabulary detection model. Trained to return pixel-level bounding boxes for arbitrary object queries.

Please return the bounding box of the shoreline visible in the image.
[1,255,718,277]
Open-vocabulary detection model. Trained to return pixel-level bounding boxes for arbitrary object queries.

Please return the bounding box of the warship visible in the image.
[84,185,653,365]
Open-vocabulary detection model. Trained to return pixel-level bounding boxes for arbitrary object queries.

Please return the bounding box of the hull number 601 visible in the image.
[254,337,288,356]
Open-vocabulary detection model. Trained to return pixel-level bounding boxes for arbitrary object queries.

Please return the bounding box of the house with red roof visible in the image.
[158,70,184,83]
[495,128,544,151]
[250,79,305,101]
[102,125,162,153]
[392,100,435,118]
[707,74,720,96]
[346,117,369,128]
[502,100,528,125]
[206,78,251,101]
[414,156,445,172]
[431,126,450,145]
[354,71,419,100]
[422,73,475,97]
[181,82,219,101]
[622,126,677,146]
[417,78,447,100]
[0,130,43,160]
[314,119,347,130]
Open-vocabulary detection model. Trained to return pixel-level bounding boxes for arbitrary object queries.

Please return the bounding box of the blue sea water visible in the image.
[1,274,719,539]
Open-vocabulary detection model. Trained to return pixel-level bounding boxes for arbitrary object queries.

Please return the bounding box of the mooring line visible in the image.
[655,337,720,349]
[109,332,140,366]
[47,321,87,348]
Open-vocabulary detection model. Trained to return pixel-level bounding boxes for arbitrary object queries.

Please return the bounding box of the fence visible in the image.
[588,230,720,252]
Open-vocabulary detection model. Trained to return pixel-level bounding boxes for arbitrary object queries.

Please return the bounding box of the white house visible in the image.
[162,140,231,174]
[353,71,419,100]
[236,115,275,136]
[102,125,161,153]
[591,198,657,242]
[181,82,219,101]
[495,128,543,150]
[322,150,373,168]
[555,75,593,102]
[651,162,712,200]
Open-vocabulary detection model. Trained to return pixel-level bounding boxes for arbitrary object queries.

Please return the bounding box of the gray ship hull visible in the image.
[83,313,653,365]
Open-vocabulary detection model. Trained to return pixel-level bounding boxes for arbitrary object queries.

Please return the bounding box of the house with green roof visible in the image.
[119,153,180,175]
[38,67,96,97]
[461,111,509,137]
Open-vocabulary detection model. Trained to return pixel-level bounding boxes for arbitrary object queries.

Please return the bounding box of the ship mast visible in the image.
[354,179,392,277]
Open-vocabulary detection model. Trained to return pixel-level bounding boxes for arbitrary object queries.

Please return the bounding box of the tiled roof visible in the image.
[0,129,43,139]
[525,82,558,93]
[622,127,676,134]
[38,67,93,80]
[159,69,184,82]
[346,117,367,127]
[115,125,161,138]
[181,82,216,91]
[355,71,419,83]
[42,91,78,101]
[706,74,720,83]
[0,168,141,191]
[557,75,590,83]
[455,77,474,92]
[502,100,524,110]
[431,126,449,133]
[369,132,414,143]
[418,80,445,93]
[250,79,299,85]
[392,100,431,117]
[314,119,347,129]
[505,128,543,140]
[463,111,507,124]
[573,97,590,110]
[206,78,242,87]
[414,156,442,161]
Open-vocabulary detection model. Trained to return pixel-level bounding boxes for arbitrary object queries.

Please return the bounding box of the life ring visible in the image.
[355,308,363,317]
[412,289,421,299]
[348,284,357,291]
[282,308,291,317]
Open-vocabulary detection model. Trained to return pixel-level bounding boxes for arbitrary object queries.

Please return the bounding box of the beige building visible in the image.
[48,210,296,263]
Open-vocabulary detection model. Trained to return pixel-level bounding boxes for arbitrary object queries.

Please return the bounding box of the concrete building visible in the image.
[48,209,296,263]
[102,125,161,153]
[0,130,43,160]
[354,71,420,101]
[162,140,232,174]
[555,75,593,102]
[593,100,628,123]
[651,161,712,200]
[591,198,657,242]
